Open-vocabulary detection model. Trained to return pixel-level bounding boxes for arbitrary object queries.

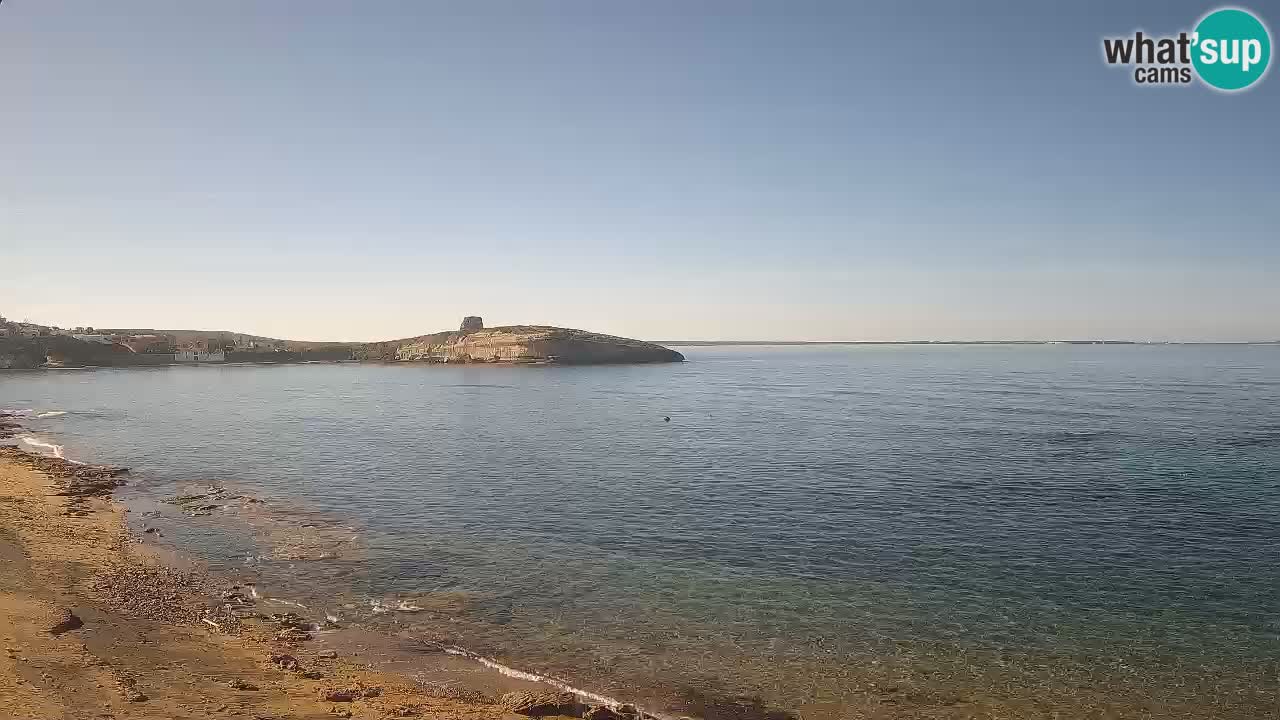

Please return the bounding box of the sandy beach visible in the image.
[0,444,587,720]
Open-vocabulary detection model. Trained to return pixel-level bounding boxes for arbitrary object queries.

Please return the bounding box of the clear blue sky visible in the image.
[2,1,1276,341]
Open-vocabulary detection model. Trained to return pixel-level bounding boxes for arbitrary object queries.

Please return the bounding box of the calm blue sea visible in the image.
[4,345,1279,719]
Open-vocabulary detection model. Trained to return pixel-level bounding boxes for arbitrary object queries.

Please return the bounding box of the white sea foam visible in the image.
[35,411,68,418]
[18,436,61,457]
[395,601,424,612]
[438,645,657,715]
[17,435,84,464]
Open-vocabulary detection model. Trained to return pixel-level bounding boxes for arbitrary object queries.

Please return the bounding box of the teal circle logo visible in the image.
[1192,8,1271,91]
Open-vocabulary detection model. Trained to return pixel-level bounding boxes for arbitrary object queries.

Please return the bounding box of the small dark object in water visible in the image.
[663,416,670,422]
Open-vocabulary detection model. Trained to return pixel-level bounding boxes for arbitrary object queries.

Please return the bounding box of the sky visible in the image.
[2,1,1277,342]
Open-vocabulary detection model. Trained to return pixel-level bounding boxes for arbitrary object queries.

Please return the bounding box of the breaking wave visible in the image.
[433,643,658,716]
[17,435,84,464]
[35,410,68,418]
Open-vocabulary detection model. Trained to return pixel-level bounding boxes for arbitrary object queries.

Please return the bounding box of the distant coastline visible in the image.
[0,316,684,369]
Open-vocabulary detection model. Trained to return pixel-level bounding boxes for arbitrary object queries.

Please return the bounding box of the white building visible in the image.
[175,350,226,363]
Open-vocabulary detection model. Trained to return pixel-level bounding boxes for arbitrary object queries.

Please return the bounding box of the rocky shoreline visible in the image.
[0,418,682,720]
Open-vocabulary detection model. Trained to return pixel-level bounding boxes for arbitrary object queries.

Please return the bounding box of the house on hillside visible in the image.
[175,350,226,363]
[241,339,283,351]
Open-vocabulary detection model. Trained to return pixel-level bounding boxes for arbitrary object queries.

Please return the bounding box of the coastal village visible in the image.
[0,314,304,363]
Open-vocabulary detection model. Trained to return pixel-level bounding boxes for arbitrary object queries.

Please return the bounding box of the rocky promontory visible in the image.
[356,317,684,365]
[0,317,684,368]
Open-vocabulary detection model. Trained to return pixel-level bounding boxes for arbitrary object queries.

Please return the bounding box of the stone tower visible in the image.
[459,316,484,333]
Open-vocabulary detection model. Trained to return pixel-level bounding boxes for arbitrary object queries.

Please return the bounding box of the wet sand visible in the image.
[0,446,533,720]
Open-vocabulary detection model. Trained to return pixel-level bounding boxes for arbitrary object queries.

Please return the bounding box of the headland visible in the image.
[0,316,684,369]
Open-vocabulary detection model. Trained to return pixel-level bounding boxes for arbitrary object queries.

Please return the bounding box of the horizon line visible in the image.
[8,318,1280,347]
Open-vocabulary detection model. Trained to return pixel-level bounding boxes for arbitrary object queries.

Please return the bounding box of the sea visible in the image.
[3,344,1279,719]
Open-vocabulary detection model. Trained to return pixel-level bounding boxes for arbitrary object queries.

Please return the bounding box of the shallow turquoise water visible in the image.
[4,345,1279,718]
